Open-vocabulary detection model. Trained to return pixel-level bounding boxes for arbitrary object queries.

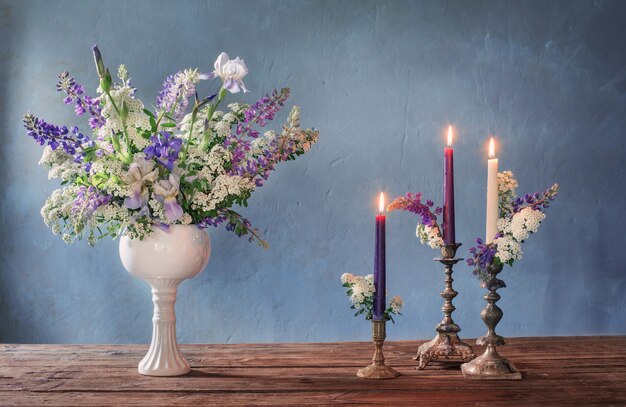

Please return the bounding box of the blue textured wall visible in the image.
[1,0,625,344]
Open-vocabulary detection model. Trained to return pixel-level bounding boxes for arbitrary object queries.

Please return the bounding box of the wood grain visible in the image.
[1,336,625,406]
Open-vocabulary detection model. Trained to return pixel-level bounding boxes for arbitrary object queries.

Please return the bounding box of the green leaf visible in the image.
[142,108,156,119]
[161,122,176,128]
[149,117,157,132]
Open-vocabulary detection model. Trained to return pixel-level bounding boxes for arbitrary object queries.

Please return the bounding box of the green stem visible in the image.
[104,91,132,164]
[199,87,227,151]
[179,104,199,163]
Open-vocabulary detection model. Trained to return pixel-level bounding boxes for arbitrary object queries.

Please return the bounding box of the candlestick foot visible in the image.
[357,363,400,380]
[414,332,476,369]
[357,320,400,380]
[461,346,521,380]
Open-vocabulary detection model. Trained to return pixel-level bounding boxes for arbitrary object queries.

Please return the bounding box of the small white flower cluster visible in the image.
[341,273,375,306]
[98,84,151,150]
[190,174,255,213]
[498,170,518,217]
[39,146,83,180]
[509,207,545,241]
[493,234,522,264]
[493,173,547,265]
[416,224,444,249]
[390,296,404,313]
[340,273,404,322]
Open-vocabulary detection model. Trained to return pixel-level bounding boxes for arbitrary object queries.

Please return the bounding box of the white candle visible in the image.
[486,137,498,244]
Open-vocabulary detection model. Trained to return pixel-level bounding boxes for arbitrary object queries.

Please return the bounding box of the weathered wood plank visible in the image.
[0,336,625,405]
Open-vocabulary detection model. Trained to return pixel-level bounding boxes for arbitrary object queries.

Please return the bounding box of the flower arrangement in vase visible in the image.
[461,171,558,380]
[23,46,319,376]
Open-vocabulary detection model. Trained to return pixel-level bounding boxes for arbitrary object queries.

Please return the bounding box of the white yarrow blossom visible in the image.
[390,296,404,313]
[510,207,545,242]
[207,52,249,93]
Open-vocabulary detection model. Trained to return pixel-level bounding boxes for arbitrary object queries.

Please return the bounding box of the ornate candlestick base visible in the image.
[461,262,521,380]
[357,320,400,380]
[415,243,475,369]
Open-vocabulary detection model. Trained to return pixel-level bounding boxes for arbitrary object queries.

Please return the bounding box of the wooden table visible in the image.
[1,336,625,406]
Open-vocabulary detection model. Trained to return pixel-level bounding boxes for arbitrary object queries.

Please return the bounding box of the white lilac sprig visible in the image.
[467,171,559,285]
[24,45,319,246]
[387,192,444,249]
[340,273,403,323]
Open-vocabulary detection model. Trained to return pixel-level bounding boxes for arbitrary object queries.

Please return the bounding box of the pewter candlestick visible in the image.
[414,243,476,369]
[357,319,400,380]
[461,261,521,380]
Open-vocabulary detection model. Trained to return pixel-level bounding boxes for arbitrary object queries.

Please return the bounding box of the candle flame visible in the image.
[447,126,453,147]
[489,137,495,159]
[379,192,385,214]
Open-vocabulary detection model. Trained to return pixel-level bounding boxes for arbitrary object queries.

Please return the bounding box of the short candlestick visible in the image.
[357,319,400,380]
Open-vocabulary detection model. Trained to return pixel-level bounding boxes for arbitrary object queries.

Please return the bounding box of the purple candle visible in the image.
[373,192,386,320]
[443,126,456,245]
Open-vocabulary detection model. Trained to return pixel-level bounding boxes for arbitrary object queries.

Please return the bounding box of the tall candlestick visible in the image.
[486,137,499,244]
[443,125,456,245]
[373,192,386,321]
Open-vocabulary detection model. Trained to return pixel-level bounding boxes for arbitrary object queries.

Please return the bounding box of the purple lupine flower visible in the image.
[197,213,228,228]
[143,131,183,171]
[72,186,111,217]
[236,89,290,139]
[23,113,88,161]
[156,69,209,121]
[387,192,442,228]
[56,71,105,129]
[511,184,559,213]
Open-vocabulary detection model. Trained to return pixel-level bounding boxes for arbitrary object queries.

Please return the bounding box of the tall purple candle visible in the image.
[373,192,386,320]
[443,126,456,245]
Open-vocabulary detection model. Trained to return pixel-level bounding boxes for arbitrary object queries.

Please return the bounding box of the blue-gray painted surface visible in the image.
[1,0,625,344]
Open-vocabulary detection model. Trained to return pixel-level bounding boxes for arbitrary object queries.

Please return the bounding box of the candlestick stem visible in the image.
[415,243,476,369]
[357,320,400,379]
[461,262,521,380]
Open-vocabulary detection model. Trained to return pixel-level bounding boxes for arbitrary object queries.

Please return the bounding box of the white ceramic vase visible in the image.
[119,225,211,376]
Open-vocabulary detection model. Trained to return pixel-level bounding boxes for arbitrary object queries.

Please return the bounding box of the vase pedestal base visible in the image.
[414,331,476,369]
[461,345,522,380]
[138,278,191,377]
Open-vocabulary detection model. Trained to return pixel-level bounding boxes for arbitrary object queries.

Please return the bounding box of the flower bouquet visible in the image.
[466,171,559,286]
[25,46,319,247]
[387,192,444,249]
[340,273,403,322]
[461,172,558,379]
[23,46,319,376]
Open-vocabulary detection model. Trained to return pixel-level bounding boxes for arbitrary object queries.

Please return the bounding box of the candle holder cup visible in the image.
[357,319,400,380]
[461,261,522,380]
[414,243,476,369]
